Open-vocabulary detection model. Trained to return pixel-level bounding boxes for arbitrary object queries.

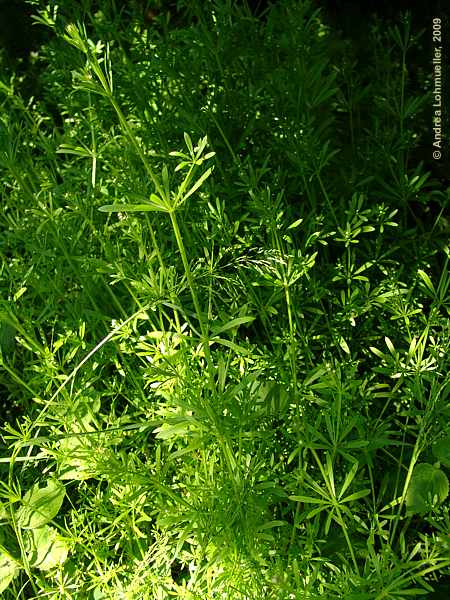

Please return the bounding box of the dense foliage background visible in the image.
[1,1,450,598]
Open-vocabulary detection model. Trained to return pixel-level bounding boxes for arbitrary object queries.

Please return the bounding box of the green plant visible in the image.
[0,1,449,598]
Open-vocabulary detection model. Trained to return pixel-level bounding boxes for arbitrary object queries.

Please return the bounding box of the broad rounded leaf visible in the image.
[0,549,20,593]
[17,479,66,529]
[25,525,69,571]
[406,463,449,515]
[432,432,450,468]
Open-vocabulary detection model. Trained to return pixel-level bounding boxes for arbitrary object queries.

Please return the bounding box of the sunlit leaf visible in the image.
[183,167,213,202]
[99,200,166,213]
[17,479,66,529]
[417,269,435,295]
[0,549,20,594]
[25,525,70,570]
[338,336,350,355]
[183,132,194,156]
[56,143,92,158]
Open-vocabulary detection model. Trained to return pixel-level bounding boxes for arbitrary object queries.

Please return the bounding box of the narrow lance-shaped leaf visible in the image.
[307,505,329,520]
[184,132,194,157]
[340,489,371,503]
[417,269,435,295]
[289,495,328,504]
[194,135,208,159]
[99,203,162,213]
[162,164,170,203]
[257,521,287,531]
[338,462,359,500]
[211,316,255,337]
[210,337,251,355]
[56,143,92,158]
[183,167,213,202]
[99,194,169,213]
[339,336,351,355]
